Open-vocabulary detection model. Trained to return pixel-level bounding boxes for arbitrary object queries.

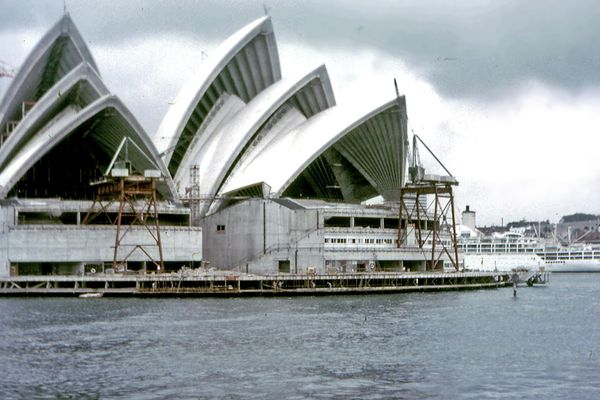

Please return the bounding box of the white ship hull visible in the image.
[463,254,600,273]
[460,232,600,273]
[463,254,542,272]
[544,260,600,273]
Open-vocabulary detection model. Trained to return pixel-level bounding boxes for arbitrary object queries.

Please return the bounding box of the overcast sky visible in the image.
[1,0,599,225]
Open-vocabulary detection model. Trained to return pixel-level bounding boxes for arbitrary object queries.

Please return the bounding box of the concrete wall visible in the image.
[288,223,326,273]
[0,204,15,277]
[6,225,201,260]
[203,199,266,271]
[203,199,321,274]
[0,203,201,277]
[244,226,325,274]
[202,199,449,275]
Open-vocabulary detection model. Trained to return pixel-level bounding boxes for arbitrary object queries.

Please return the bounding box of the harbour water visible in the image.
[1,274,599,399]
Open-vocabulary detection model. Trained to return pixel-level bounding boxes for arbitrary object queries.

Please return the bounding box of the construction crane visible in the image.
[0,60,15,78]
[408,134,458,186]
[397,133,461,271]
[393,77,460,271]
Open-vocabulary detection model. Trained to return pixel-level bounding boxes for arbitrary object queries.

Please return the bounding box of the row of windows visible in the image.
[325,237,395,245]
[461,245,600,260]
[462,244,540,250]
[544,254,600,260]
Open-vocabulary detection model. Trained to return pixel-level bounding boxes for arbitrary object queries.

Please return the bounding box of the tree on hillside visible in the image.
[560,213,599,223]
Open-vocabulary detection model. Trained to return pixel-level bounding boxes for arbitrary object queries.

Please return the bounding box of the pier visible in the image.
[0,271,510,297]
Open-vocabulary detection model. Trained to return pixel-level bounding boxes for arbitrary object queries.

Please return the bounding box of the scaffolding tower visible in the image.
[189,164,201,226]
[82,137,165,272]
[397,135,460,271]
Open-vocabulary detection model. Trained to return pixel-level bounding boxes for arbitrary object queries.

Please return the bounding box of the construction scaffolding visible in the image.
[0,59,14,78]
[189,164,201,226]
[398,184,459,270]
[1,100,36,147]
[82,137,165,272]
[397,134,460,271]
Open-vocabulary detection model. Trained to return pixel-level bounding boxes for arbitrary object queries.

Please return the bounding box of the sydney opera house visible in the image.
[0,14,446,277]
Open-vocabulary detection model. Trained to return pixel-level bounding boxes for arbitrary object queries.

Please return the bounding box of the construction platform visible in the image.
[0,271,510,297]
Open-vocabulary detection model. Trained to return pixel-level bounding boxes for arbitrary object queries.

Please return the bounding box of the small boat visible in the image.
[509,267,548,286]
[78,292,104,298]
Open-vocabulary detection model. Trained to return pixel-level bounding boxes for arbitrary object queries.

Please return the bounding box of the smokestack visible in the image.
[462,205,476,230]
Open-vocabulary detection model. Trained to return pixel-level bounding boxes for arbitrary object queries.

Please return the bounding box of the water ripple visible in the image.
[1,275,600,398]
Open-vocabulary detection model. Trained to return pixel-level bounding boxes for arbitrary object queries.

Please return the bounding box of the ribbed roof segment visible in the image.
[155,16,281,178]
[0,14,99,143]
[152,15,409,211]
[0,15,175,200]
[222,98,408,203]
[0,63,108,171]
[0,95,175,199]
[328,97,408,201]
[1,14,412,207]
[176,64,335,215]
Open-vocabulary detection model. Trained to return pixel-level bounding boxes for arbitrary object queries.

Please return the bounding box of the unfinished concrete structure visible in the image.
[1,13,452,277]
[0,15,199,277]
[203,198,437,275]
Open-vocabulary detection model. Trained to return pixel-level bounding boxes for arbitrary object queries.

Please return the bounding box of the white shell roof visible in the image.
[179,64,335,213]
[0,62,108,170]
[0,95,175,199]
[221,97,408,202]
[0,14,98,138]
[0,14,411,207]
[155,16,281,177]
[0,15,175,200]
[221,64,336,182]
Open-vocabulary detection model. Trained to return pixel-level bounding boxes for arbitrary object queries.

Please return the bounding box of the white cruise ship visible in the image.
[459,232,600,273]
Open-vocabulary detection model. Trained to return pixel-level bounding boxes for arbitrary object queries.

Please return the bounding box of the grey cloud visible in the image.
[2,0,600,99]
[273,0,600,99]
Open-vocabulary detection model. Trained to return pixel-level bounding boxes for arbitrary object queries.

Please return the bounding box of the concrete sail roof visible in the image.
[0,14,99,140]
[177,65,334,196]
[0,95,175,199]
[0,62,108,171]
[0,13,409,207]
[155,16,281,177]
[219,65,336,185]
[220,98,408,203]
[329,98,408,201]
[172,92,247,193]
[188,65,335,215]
